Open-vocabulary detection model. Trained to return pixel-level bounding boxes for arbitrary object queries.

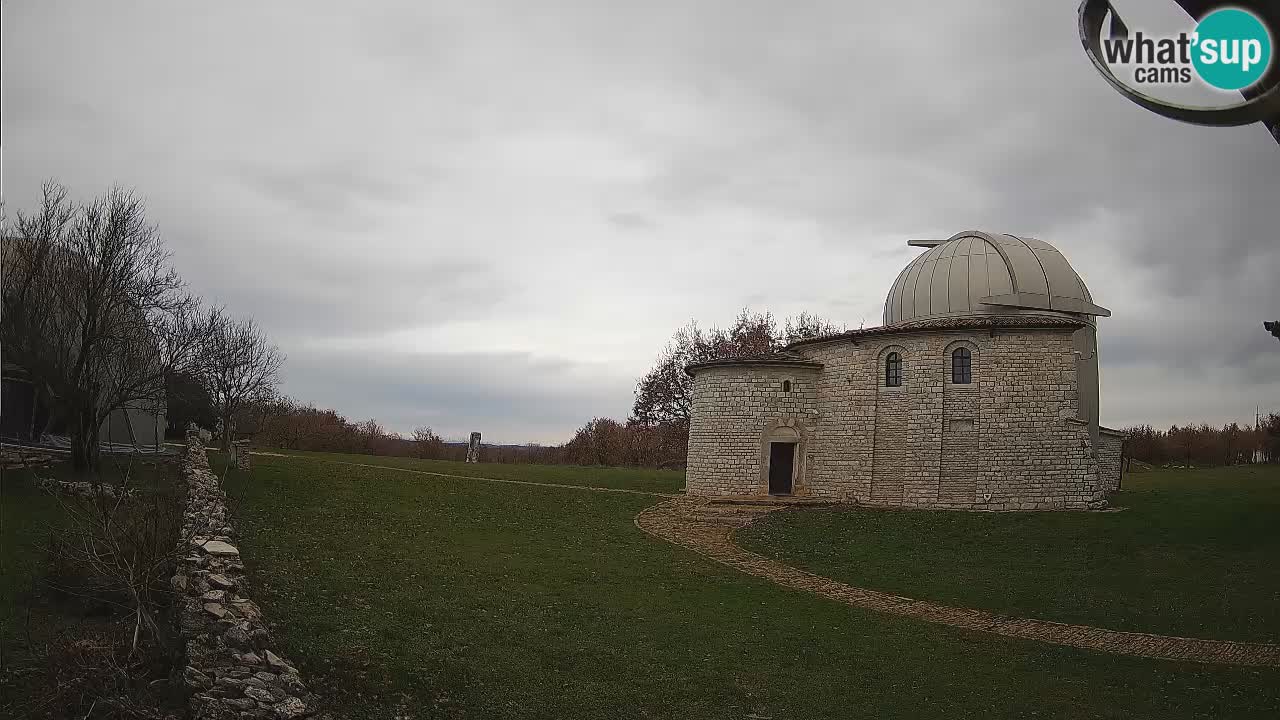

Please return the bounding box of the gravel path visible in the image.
[635,497,1280,668]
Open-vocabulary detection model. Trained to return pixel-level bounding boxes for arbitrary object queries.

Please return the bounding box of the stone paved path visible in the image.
[635,497,1280,668]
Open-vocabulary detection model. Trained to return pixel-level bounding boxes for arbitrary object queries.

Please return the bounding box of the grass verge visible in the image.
[225,454,1280,719]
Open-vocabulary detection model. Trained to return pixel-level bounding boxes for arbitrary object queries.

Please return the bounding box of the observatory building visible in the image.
[684,231,1124,510]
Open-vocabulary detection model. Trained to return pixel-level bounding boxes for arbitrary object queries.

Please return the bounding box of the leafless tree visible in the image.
[412,425,444,458]
[199,312,284,450]
[2,182,211,474]
[630,309,842,429]
[784,311,846,344]
[49,472,191,656]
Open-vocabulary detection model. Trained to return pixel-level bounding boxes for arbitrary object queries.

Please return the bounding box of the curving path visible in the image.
[635,497,1280,668]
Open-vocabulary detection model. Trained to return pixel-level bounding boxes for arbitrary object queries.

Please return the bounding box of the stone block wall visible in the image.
[685,365,821,496]
[1097,427,1126,493]
[686,327,1114,509]
[174,433,317,719]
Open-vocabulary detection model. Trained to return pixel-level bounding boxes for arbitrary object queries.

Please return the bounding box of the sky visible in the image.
[4,0,1278,444]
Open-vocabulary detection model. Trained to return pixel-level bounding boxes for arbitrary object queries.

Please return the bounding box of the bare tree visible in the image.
[630,309,842,429]
[630,321,709,428]
[199,313,284,450]
[784,311,846,344]
[49,469,191,655]
[412,425,444,459]
[2,182,209,474]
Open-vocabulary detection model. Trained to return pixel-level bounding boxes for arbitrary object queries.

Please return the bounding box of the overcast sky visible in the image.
[4,0,1278,443]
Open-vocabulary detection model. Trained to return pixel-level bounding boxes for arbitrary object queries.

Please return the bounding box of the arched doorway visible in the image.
[766,425,800,495]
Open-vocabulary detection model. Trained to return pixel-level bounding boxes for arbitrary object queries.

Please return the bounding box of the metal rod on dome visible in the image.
[906,239,946,248]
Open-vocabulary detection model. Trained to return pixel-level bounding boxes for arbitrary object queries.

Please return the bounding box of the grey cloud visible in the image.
[607,212,657,231]
[5,0,1278,438]
[239,160,427,228]
[283,347,633,444]
[215,256,506,342]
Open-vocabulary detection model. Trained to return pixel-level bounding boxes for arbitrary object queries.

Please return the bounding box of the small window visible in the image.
[952,347,972,384]
[885,352,902,387]
[782,380,792,393]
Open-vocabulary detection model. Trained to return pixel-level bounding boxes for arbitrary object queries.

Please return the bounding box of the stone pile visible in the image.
[38,477,136,499]
[174,432,317,719]
[0,446,57,470]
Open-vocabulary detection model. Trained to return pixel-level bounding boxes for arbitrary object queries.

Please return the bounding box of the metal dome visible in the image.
[883,231,1110,326]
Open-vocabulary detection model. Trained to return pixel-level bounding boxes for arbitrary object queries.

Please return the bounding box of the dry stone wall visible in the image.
[174,433,317,719]
[686,328,1115,510]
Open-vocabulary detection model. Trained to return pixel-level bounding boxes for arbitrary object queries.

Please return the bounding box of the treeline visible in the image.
[1120,414,1280,467]
[558,417,690,468]
[243,400,690,467]
[238,398,568,464]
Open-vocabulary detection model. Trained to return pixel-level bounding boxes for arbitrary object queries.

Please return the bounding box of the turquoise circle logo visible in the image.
[1191,8,1272,91]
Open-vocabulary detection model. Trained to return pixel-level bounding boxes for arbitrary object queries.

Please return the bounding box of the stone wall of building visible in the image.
[174,434,317,719]
[685,327,1113,509]
[1097,427,1126,493]
[685,365,821,496]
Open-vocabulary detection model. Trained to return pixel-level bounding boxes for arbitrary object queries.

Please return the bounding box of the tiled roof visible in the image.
[684,350,823,376]
[786,314,1087,349]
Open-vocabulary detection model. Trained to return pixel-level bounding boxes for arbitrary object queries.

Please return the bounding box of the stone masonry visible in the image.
[174,432,317,719]
[1097,426,1125,492]
[686,325,1122,510]
[685,364,821,496]
[231,439,252,472]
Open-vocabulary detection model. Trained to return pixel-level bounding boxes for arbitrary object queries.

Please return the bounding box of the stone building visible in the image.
[684,231,1125,510]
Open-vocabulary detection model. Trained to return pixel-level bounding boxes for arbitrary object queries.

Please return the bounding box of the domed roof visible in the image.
[883,231,1110,326]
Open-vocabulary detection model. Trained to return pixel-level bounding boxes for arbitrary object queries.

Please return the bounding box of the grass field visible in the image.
[1,455,179,649]
[738,465,1280,643]
[1,453,192,715]
[255,449,685,494]
[224,453,1280,719]
[0,467,66,653]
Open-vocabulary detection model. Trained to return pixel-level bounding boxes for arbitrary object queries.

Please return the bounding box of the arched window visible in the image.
[782,380,792,393]
[952,347,972,384]
[884,352,902,387]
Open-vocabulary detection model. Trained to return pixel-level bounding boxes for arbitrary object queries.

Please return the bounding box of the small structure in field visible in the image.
[684,231,1124,510]
[466,432,482,463]
[230,439,252,471]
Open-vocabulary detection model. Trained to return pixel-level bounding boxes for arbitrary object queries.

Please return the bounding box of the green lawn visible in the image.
[258,449,685,494]
[1,452,187,715]
[2,454,177,650]
[738,465,1280,643]
[0,467,66,654]
[225,454,1280,719]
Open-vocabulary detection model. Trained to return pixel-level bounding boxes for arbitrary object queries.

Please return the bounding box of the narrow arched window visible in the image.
[782,380,792,393]
[885,352,902,387]
[952,347,972,384]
